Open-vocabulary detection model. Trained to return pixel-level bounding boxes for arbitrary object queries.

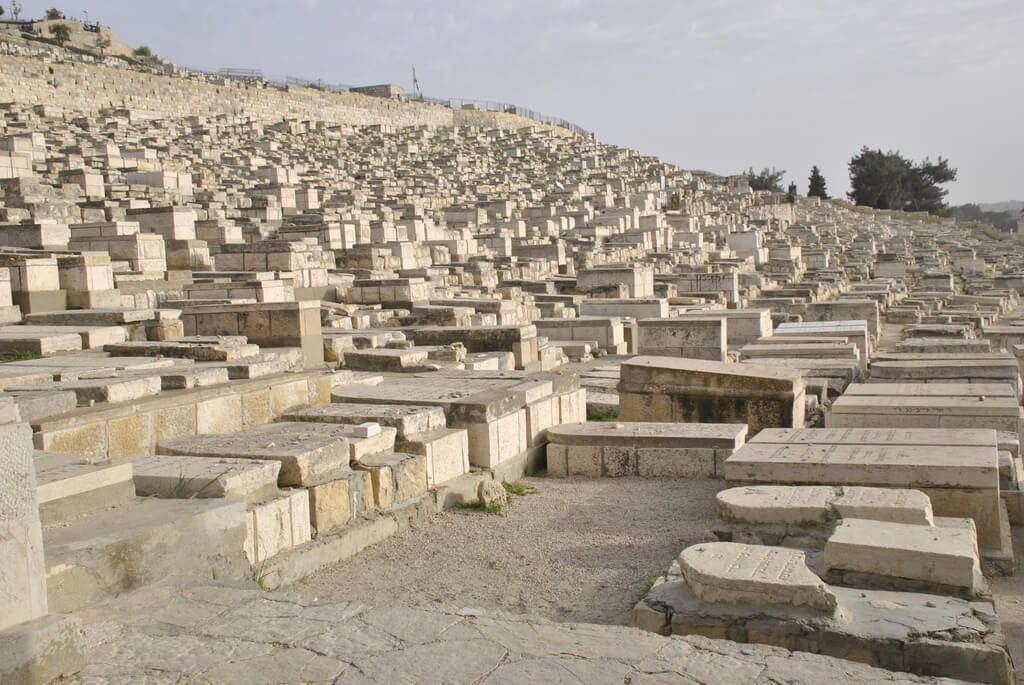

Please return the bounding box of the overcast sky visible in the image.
[42,0,1023,204]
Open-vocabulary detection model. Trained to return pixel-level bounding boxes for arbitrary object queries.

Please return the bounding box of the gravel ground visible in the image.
[289,477,723,625]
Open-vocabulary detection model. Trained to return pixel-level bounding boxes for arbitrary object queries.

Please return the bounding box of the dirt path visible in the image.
[289,477,723,625]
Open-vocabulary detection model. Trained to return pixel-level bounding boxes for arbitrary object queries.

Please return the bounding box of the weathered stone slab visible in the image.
[824,519,983,596]
[680,542,837,611]
[546,421,747,478]
[637,317,726,361]
[284,402,446,440]
[725,443,997,490]
[157,423,351,487]
[636,567,1013,684]
[618,356,804,436]
[0,421,47,630]
[723,442,1003,550]
[131,454,281,501]
[751,426,999,449]
[34,451,134,525]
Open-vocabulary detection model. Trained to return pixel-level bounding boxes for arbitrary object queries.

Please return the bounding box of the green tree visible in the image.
[48,23,70,46]
[744,166,786,192]
[45,7,64,20]
[807,165,829,199]
[133,45,152,58]
[847,147,957,214]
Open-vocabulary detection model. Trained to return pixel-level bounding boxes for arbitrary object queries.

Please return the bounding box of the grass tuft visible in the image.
[0,350,42,364]
[587,406,619,422]
[457,501,503,515]
[502,481,536,496]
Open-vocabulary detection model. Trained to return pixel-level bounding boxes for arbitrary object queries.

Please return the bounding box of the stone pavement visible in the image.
[67,581,966,685]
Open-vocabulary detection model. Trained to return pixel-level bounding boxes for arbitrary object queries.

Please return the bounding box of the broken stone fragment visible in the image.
[476,479,507,507]
[680,542,837,612]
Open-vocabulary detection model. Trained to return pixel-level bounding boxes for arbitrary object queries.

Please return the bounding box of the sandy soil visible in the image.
[289,477,723,625]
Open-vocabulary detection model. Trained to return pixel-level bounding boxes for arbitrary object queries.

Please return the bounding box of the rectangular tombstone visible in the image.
[775,320,870,355]
[180,301,323,368]
[826,395,1024,437]
[751,427,999,449]
[546,421,747,478]
[804,301,880,338]
[580,298,668,319]
[637,317,727,361]
[842,383,1015,398]
[618,356,804,436]
[723,442,1003,549]
[824,519,982,595]
[678,309,773,347]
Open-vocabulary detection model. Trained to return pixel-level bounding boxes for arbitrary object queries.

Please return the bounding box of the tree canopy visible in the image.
[807,166,829,199]
[48,23,70,46]
[847,147,957,214]
[45,7,64,20]
[743,166,786,192]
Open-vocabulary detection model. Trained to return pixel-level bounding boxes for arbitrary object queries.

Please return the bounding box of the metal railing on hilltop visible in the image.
[173,63,592,137]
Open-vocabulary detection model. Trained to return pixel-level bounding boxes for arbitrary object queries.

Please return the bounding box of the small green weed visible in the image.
[587,406,619,422]
[0,350,41,364]
[502,481,536,496]
[457,501,503,515]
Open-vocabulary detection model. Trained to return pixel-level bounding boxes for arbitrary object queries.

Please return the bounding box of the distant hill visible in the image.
[978,201,1023,214]
[950,202,1019,231]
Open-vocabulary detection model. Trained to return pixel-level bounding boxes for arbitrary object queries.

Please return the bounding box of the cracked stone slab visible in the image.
[157,422,351,486]
[681,542,838,612]
[635,571,1011,684]
[64,580,970,685]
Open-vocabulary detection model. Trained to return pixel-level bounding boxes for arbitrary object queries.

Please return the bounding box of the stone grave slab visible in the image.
[157,423,351,487]
[131,454,281,501]
[824,519,984,598]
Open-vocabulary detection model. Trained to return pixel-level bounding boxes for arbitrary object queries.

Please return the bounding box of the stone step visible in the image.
[157,422,352,487]
[43,496,249,613]
[157,365,231,390]
[285,402,447,440]
[307,470,372,537]
[257,492,437,589]
[244,489,311,566]
[130,453,281,502]
[103,336,261,362]
[355,451,428,510]
[24,308,155,326]
[34,451,135,526]
[6,388,77,423]
[213,357,289,380]
[0,327,82,355]
[343,347,433,372]
[398,427,470,487]
[11,373,163,407]
[1,324,126,351]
